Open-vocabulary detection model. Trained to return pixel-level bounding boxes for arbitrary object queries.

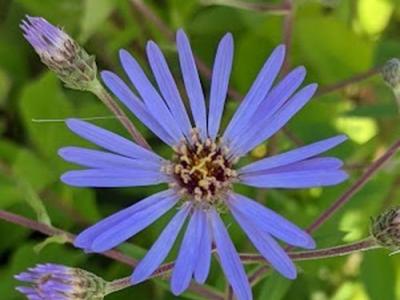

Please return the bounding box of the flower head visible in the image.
[57,29,348,299]
[382,58,400,90]
[15,263,106,300]
[20,16,97,90]
[371,207,400,249]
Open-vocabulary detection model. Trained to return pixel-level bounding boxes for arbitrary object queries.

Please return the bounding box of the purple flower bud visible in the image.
[20,16,97,91]
[15,263,106,300]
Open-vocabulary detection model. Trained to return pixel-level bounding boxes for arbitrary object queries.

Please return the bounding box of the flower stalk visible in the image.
[239,237,380,264]
[88,80,151,149]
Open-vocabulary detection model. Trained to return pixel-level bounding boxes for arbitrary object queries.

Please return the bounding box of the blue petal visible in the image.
[119,49,183,143]
[240,169,348,189]
[61,168,166,187]
[223,45,285,144]
[243,157,344,176]
[101,71,175,146]
[240,135,347,173]
[230,66,305,146]
[194,210,212,284]
[229,204,297,279]
[228,193,315,249]
[58,147,162,171]
[209,208,252,300]
[90,190,179,252]
[74,190,177,250]
[131,203,191,284]
[176,29,207,140]
[146,41,192,138]
[233,83,318,156]
[171,208,204,295]
[208,33,234,140]
[65,119,160,160]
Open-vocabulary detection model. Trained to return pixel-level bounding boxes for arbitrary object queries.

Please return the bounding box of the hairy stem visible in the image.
[315,66,381,97]
[0,209,222,299]
[105,277,132,295]
[90,80,150,149]
[241,237,379,264]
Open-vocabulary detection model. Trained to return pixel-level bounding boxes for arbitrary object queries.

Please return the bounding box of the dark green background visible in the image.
[0,0,400,299]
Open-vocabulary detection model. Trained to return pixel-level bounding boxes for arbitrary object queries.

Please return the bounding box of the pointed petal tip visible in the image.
[171,284,186,296]
[130,273,145,285]
[119,48,132,63]
[100,70,113,80]
[194,276,207,285]
[309,82,319,93]
[73,236,91,251]
[146,40,157,49]
[176,28,186,36]
[284,268,297,280]
[294,65,307,75]
[57,147,69,158]
[338,134,349,142]
[222,32,234,43]
[65,117,82,129]
[275,44,286,56]
[302,235,317,250]
[176,29,190,44]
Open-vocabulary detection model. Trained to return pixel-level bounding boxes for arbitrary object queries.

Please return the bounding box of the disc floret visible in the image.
[163,129,237,207]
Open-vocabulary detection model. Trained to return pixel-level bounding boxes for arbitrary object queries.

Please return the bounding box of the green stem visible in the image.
[90,80,151,150]
[105,276,131,295]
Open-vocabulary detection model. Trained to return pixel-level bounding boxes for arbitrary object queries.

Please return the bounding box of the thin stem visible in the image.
[246,237,379,286]
[281,0,294,76]
[105,276,131,295]
[90,80,151,149]
[248,265,269,287]
[240,237,379,264]
[308,139,400,233]
[315,66,381,97]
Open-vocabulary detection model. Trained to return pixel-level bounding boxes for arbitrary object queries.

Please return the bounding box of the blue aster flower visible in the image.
[57,30,347,299]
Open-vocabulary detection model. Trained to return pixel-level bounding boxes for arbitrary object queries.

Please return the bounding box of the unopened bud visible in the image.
[371,207,400,249]
[20,16,97,91]
[15,263,106,300]
[382,58,400,89]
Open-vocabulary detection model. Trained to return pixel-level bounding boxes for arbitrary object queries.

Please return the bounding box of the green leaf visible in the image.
[295,11,373,84]
[360,250,396,300]
[15,0,83,33]
[257,273,292,300]
[12,149,56,191]
[79,0,115,43]
[18,71,76,170]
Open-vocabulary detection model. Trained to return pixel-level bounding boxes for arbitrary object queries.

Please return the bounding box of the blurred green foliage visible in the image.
[0,0,400,299]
